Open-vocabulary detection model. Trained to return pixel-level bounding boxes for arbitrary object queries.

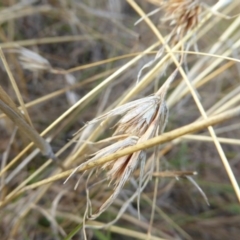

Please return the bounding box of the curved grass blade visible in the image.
[64,222,83,240]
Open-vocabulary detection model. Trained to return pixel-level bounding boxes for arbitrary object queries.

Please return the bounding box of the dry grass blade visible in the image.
[186,176,210,206]
[31,204,66,237]
[0,87,55,159]
[152,171,197,178]
[88,221,168,240]
[0,99,54,158]
[0,127,17,200]
[0,86,23,118]
[182,134,240,146]
[0,47,32,126]
[0,35,91,48]
[0,4,52,24]
[0,69,115,120]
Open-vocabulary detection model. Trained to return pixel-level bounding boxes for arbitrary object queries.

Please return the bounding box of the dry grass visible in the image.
[0,0,240,239]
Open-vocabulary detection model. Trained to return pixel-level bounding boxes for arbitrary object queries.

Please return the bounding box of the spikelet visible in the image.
[161,0,201,44]
[65,67,179,220]
[147,0,202,44]
[90,136,139,182]
[88,88,169,219]
[113,96,164,136]
[17,47,52,71]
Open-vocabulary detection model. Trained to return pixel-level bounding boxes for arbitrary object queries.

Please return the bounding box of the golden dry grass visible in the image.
[0,0,240,239]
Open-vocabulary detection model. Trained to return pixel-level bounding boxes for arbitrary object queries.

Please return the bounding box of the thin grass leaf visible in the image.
[186,176,210,206]
[0,99,54,158]
[63,223,83,240]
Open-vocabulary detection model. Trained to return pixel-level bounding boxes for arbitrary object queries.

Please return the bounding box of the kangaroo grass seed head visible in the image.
[91,136,139,185]
[65,64,180,220]
[65,65,177,219]
[88,150,146,220]
[113,95,167,136]
[147,0,202,44]
[69,97,168,219]
[65,135,143,219]
[163,0,201,35]
[17,47,52,71]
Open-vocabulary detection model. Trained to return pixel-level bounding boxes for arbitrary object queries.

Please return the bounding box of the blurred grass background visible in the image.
[0,0,240,239]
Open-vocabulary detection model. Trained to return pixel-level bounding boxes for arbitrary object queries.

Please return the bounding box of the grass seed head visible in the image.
[92,136,139,184]
[82,136,141,219]
[149,0,202,44]
[87,95,168,219]
[67,72,172,219]
[17,47,51,71]
[114,96,164,136]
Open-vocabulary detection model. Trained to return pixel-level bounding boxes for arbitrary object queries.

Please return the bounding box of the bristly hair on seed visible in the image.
[136,0,202,45]
[64,66,180,220]
[135,0,201,82]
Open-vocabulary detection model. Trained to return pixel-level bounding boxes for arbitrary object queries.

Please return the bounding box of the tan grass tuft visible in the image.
[147,0,202,44]
[65,67,178,219]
